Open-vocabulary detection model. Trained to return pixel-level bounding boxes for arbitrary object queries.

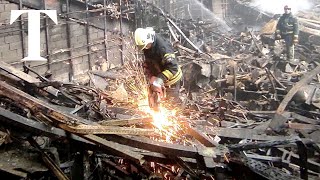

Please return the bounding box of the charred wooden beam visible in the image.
[99,117,153,126]
[0,107,157,167]
[0,61,41,86]
[185,126,218,147]
[102,159,130,176]
[28,137,70,180]
[207,127,290,141]
[0,61,60,97]
[101,134,226,164]
[103,135,199,158]
[0,81,91,126]
[291,113,320,125]
[140,151,198,167]
[269,64,320,132]
[0,81,145,164]
[288,123,320,131]
[60,124,157,136]
[81,134,144,164]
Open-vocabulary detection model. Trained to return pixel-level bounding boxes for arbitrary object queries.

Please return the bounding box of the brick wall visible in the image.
[0,0,134,82]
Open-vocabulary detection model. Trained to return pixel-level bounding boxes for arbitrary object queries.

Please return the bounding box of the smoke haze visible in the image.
[250,0,313,14]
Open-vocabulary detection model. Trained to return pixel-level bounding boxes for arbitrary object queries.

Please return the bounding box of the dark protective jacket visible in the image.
[276,13,299,36]
[143,34,182,86]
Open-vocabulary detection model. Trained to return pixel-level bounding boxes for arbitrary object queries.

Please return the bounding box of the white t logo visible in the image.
[10,10,58,61]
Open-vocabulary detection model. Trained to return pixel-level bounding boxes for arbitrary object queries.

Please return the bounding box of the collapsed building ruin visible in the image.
[0,0,320,179]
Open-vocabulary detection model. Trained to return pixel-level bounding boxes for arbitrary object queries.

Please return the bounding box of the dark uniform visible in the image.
[143,34,182,102]
[276,12,299,60]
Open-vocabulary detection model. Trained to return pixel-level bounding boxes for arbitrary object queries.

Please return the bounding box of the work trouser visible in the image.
[283,34,294,60]
[165,80,181,104]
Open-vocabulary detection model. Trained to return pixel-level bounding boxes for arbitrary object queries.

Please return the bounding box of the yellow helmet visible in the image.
[134,27,155,50]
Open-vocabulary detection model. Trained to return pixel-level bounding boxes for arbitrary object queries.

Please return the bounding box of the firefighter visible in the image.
[275,5,299,63]
[134,27,182,103]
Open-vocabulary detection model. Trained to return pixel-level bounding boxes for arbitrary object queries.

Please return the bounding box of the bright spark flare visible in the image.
[122,47,182,141]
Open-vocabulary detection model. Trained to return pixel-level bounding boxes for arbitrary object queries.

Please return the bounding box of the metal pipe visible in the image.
[103,0,109,64]
[85,0,92,70]
[43,0,51,70]
[18,0,25,66]
[66,0,74,81]
[166,17,203,53]
[119,0,124,65]
[167,22,179,42]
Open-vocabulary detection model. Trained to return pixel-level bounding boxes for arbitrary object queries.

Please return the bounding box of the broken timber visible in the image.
[269,64,320,132]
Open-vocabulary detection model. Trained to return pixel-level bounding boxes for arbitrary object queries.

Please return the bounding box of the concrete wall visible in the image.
[0,0,134,82]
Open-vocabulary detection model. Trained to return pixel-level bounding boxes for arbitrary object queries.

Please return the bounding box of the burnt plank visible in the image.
[0,61,41,85]
[81,134,144,164]
[185,126,218,147]
[291,113,319,125]
[0,107,91,143]
[0,81,92,125]
[102,135,222,160]
[207,127,290,141]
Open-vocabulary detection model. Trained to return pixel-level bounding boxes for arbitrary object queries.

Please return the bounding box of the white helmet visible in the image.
[134,27,155,50]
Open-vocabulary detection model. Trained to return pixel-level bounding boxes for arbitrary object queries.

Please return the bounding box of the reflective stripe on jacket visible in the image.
[276,13,299,36]
[143,34,182,86]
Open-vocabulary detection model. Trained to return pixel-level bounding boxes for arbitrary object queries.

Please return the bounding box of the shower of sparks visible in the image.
[121,47,183,142]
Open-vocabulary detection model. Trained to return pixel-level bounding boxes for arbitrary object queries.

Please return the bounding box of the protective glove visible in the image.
[275,30,281,40]
[149,76,164,98]
[293,35,298,45]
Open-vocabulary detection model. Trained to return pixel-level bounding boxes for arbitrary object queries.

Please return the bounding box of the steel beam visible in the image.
[276,148,320,174]
[241,156,302,180]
